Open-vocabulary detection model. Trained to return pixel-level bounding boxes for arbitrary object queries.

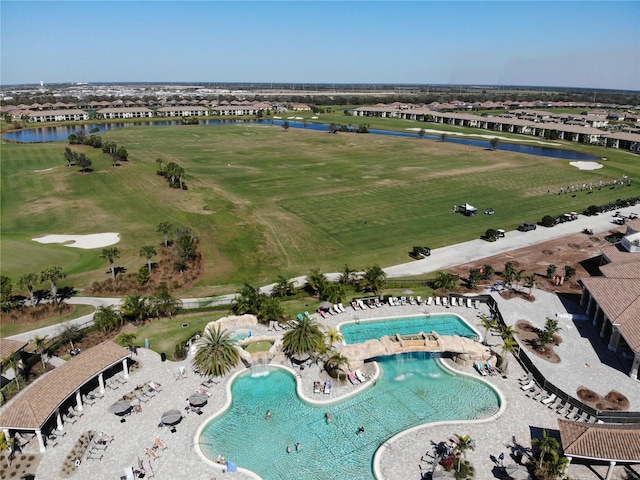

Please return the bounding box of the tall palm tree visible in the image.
[40,266,65,305]
[306,269,327,298]
[479,316,497,344]
[5,355,22,390]
[359,264,387,295]
[325,327,343,345]
[191,325,239,377]
[533,429,560,469]
[453,434,475,471]
[525,273,537,295]
[93,305,123,332]
[32,334,48,369]
[139,245,157,275]
[283,316,324,358]
[324,352,350,377]
[231,283,262,316]
[101,247,121,280]
[150,283,182,318]
[322,282,346,304]
[514,269,526,291]
[18,272,39,305]
[156,221,172,247]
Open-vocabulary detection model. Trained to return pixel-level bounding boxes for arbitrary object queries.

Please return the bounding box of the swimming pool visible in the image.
[340,313,479,344]
[199,353,500,479]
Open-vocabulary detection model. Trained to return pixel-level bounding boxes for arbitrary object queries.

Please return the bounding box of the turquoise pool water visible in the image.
[341,313,478,344]
[199,353,500,479]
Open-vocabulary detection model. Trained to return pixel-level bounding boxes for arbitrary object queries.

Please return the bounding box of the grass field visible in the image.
[2,120,639,298]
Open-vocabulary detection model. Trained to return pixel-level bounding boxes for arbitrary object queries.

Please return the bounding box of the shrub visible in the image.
[541,215,556,228]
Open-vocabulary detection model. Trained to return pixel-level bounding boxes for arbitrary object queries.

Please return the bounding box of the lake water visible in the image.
[3,118,599,161]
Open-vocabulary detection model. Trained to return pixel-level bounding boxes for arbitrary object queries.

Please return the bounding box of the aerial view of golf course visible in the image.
[2,115,639,299]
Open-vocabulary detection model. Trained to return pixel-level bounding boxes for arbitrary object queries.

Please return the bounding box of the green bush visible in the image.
[541,215,556,227]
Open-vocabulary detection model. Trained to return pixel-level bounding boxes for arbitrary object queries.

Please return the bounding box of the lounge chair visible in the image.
[466,298,472,308]
[348,371,358,384]
[520,380,535,391]
[416,296,422,305]
[64,414,77,425]
[332,304,341,314]
[146,447,160,460]
[313,381,322,394]
[486,362,498,376]
[304,311,312,319]
[318,309,329,319]
[140,458,155,478]
[565,406,579,419]
[474,363,487,376]
[358,300,367,310]
[541,393,557,405]
[324,380,332,394]
[355,369,367,383]
[82,394,96,406]
[374,298,382,307]
[517,373,531,383]
[450,297,456,306]
[338,303,347,312]
[435,297,441,305]
[329,306,339,315]
[525,387,540,398]
[474,300,480,309]
[297,313,304,321]
[427,297,433,306]
[442,297,449,307]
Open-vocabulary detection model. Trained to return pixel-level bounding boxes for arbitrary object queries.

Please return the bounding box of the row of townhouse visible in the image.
[6,102,305,122]
[352,106,640,151]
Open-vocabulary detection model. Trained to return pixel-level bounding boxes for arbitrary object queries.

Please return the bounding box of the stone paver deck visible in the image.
[23,297,640,480]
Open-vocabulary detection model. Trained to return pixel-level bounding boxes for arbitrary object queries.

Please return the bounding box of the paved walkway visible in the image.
[16,297,639,480]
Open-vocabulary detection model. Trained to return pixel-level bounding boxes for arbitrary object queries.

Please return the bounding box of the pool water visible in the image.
[199,353,500,479]
[340,314,478,344]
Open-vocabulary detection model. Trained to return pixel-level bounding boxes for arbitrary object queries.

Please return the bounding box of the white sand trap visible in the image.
[34,167,56,173]
[570,161,603,170]
[32,233,120,249]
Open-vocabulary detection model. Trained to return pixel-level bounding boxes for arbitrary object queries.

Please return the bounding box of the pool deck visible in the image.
[25,293,640,479]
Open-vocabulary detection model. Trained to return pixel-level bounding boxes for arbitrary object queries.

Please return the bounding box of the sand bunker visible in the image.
[570,161,603,170]
[32,233,120,249]
[405,128,561,146]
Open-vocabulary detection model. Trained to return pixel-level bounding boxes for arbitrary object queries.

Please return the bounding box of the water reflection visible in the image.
[3,119,599,161]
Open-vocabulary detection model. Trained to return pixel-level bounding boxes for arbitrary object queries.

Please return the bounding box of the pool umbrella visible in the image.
[188,392,208,407]
[318,301,333,310]
[505,463,529,480]
[161,409,183,426]
[109,399,132,416]
[226,460,237,473]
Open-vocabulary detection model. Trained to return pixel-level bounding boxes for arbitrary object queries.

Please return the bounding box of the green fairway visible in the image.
[2,122,639,297]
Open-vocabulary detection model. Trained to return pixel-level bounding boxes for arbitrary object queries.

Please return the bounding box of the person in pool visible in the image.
[265,410,272,420]
[296,442,302,452]
[325,411,332,422]
[287,445,292,454]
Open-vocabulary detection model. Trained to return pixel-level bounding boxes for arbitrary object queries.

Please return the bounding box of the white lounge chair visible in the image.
[435,297,441,306]
[355,369,367,382]
[474,300,480,309]
[409,296,416,305]
[357,300,367,310]
[443,297,449,306]
[324,380,332,395]
[466,298,472,308]
[416,296,422,305]
[338,303,347,313]
[565,406,579,419]
[520,381,536,391]
[388,297,394,306]
[427,297,433,305]
[541,393,557,405]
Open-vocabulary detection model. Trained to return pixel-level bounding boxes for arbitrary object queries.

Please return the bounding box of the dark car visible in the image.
[518,222,537,232]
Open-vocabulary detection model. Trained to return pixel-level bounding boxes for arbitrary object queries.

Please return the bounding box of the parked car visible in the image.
[518,222,537,232]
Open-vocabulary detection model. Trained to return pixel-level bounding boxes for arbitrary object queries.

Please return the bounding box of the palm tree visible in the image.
[149,282,182,318]
[58,323,82,350]
[514,269,526,291]
[5,355,22,390]
[231,283,262,316]
[544,318,562,337]
[453,434,475,471]
[271,275,295,298]
[100,247,121,280]
[40,266,65,305]
[339,264,357,285]
[32,334,48,369]
[525,273,537,295]
[18,272,39,305]
[306,268,327,298]
[191,325,239,377]
[490,137,500,150]
[93,305,123,333]
[479,316,497,344]
[282,316,324,358]
[325,327,343,345]
[322,282,346,304]
[117,333,137,349]
[433,271,457,291]
[535,450,568,480]
[359,264,387,295]
[120,294,150,324]
[324,352,350,377]
[139,245,157,275]
[533,429,560,469]
[156,221,173,247]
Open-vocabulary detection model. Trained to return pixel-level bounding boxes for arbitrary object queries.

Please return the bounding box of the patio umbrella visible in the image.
[505,463,529,480]
[109,399,132,416]
[161,409,183,426]
[318,301,333,310]
[188,392,208,407]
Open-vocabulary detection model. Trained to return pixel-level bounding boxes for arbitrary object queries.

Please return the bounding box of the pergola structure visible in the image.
[0,341,131,452]
[558,419,640,480]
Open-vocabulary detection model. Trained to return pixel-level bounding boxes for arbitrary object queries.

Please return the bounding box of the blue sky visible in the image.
[1,1,638,90]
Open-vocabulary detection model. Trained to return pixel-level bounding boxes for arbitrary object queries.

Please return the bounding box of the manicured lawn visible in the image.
[2,122,639,298]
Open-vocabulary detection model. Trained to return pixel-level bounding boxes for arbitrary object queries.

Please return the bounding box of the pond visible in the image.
[3,119,600,161]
